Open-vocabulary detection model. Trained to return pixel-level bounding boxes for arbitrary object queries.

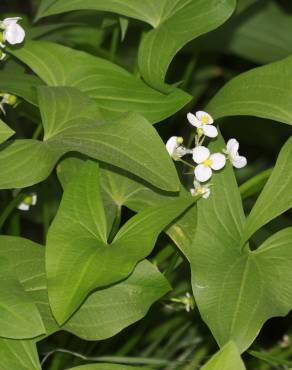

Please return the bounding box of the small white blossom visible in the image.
[17,193,37,211]
[0,17,25,45]
[170,292,195,312]
[166,136,191,160]
[225,138,247,168]
[193,146,226,182]
[187,111,218,138]
[190,180,210,199]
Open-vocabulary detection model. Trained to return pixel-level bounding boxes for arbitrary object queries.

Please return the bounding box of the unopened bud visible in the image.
[176,137,183,145]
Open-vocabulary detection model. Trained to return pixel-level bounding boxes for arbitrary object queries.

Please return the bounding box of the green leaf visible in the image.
[10,40,190,124]
[57,157,197,259]
[190,135,292,353]
[0,120,14,144]
[207,56,292,125]
[0,339,41,370]
[0,236,46,339]
[138,0,236,91]
[0,86,180,191]
[239,168,272,200]
[198,1,292,65]
[36,0,168,26]
[47,160,193,324]
[242,137,292,243]
[0,62,43,106]
[201,342,245,370]
[67,364,153,370]
[64,260,170,340]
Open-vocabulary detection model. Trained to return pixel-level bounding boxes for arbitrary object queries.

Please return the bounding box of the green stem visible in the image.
[42,184,49,243]
[182,345,209,370]
[109,26,120,62]
[0,192,24,231]
[108,205,122,243]
[32,123,43,140]
[181,57,197,91]
[178,158,196,170]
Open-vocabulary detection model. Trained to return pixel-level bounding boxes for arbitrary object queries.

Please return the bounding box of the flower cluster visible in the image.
[0,17,25,61]
[166,111,247,199]
[17,193,37,211]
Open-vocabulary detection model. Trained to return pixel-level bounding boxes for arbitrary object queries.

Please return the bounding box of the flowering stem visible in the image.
[109,26,120,62]
[178,158,196,170]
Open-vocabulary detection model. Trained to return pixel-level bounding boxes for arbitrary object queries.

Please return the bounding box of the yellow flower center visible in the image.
[196,187,205,195]
[203,159,213,167]
[176,136,183,144]
[201,115,209,125]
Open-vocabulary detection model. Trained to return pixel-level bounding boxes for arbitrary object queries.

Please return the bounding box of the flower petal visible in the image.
[192,146,210,164]
[202,124,218,138]
[226,138,239,158]
[194,165,212,182]
[203,188,211,199]
[232,155,247,169]
[17,202,30,211]
[4,23,25,44]
[31,194,38,206]
[166,136,178,156]
[187,112,201,128]
[210,153,226,170]
[196,111,214,124]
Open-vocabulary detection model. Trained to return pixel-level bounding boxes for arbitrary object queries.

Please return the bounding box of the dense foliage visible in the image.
[0,0,292,369]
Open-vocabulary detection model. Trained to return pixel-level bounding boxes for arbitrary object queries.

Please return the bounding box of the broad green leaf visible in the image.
[10,40,190,124]
[47,160,193,323]
[0,235,171,347]
[57,157,197,259]
[0,236,46,339]
[0,120,14,144]
[190,136,292,353]
[0,62,43,106]
[67,364,153,370]
[0,339,41,370]
[0,86,180,191]
[36,0,170,26]
[197,1,292,65]
[242,138,292,243]
[207,56,292,125]
[138,0,236,91]
[239,168,272,200]
[64,260,170,340]
[201,342,245,370]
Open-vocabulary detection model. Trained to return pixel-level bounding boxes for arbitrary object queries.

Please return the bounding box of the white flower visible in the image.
[0,18,25,45]
[193,146,226,182]
[190,180,210,199]
[0,93,18,114]
[225,138,247,168]
[187,111,218,138]
[166,136,191,160]
[17,193,37,211]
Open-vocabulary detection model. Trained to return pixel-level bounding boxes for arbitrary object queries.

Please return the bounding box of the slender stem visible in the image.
[181,57,197,91]
[42,183,49,243]
[0,192,24,231]
[32,123,43,140]
[108,205,122,243]
[178,158,196,170]
[109,26,120,62]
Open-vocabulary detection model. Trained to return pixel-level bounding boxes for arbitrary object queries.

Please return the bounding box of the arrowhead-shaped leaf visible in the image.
[201,342,245,370]
[138,0,236,91]
[241,137,292,243]
[190,136,292,353]
[64,260,170,340]
[57,157,197,260]
[207,56,292,125]
[10,40,190,124]
[47,160,193,324]
[0,86,180,191]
